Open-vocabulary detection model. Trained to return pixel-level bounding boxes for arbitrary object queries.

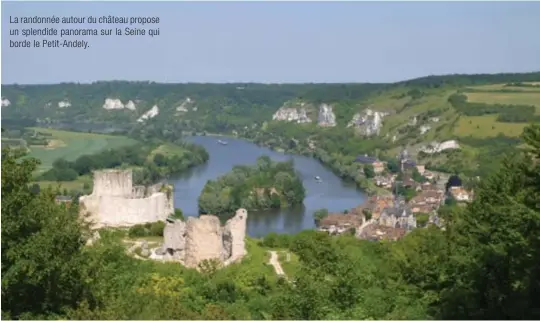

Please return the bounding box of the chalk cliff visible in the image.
[58,100,71,108]
[137,105,159,122]
[317,103,336,127]
[1,98,11,107]
[348,108,387,136]
[420,140,460,154]
[176,97,195,112]
[272,100,313,123]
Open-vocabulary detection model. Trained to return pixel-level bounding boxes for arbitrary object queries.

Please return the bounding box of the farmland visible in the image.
[453,115,528,138]
[26,127,138,172]
[465,91,540,111]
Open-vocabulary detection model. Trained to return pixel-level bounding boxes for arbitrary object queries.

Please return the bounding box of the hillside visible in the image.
[2,72,540,180]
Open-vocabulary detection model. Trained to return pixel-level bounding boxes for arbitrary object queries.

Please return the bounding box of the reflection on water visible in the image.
[169,136,366,237]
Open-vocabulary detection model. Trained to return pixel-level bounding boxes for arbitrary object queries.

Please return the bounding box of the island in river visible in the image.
[169,136,367,238]
[198,156,306,218]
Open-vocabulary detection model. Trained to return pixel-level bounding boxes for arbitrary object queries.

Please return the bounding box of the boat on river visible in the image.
[217,139,228,145]
[315,176,322,182]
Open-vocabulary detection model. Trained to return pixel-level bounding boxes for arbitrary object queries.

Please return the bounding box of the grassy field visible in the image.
[147,143,187,161]
[453,115,528,138]
[465,92,540,111]
[26,127,138,172]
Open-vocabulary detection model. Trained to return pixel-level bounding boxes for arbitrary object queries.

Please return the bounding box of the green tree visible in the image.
[1,148,90,318]
[313,208,329,227]
[436,124,540,319]
[363,164,375,178]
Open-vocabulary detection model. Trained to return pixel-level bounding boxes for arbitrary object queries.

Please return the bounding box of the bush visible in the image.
[128,221,166,238]
[128,225,147,238]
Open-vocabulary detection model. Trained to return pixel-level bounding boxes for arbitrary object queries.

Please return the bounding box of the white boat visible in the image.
[217,139,228,145]
[314,176,322,182]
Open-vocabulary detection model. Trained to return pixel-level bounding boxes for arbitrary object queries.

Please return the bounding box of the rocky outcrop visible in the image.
[419,125,431,135]
[273,107,311,123]
[176,97,194,112]
[102,98,124,110]
[1,98,11,107]
[58,100,71,108]
[317,103,336,127]
[420,140,460,154]
[160,209,248,269]
[102,98,137,111]
[125,100,136,110]
[272,101,313,123]
[137,105,159,122]
[348,108,387,136]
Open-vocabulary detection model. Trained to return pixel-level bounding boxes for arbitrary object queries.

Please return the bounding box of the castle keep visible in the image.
[79,169,174,228]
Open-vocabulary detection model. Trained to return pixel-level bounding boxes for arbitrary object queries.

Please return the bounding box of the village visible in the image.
[317,148,474,241]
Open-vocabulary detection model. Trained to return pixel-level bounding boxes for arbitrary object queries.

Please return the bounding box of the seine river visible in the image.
[170,136,367,237]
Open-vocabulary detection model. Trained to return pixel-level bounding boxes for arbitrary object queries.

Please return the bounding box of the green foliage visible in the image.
[448,93,540,122]
[363,164,375,178]
[313,208,329,227]
[37,139,208,185]
[415,212,430,227]
[1,147,91,319]
[170,208,185,221]
[128,221,166,238]
[198,156,305,217]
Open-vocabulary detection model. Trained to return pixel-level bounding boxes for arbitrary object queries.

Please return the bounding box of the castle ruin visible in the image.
[158,208,248,269]
[79,169,174,228]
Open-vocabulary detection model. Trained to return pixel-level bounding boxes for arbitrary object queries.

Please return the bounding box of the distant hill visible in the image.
[2,72,540,179]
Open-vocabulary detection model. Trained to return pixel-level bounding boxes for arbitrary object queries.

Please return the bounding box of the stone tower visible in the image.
[184,215,223,268]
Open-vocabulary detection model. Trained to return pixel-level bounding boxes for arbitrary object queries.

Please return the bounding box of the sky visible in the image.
[1,1,540,84]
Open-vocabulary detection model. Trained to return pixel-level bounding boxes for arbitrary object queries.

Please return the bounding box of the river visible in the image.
[170,136,367,238]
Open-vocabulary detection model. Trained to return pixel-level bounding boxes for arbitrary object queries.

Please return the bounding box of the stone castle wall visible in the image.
[79,169,173,228]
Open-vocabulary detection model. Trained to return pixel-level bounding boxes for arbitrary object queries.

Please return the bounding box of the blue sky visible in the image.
[2,1,540,84]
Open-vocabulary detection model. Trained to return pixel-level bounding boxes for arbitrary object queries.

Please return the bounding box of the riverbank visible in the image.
[190,130,387,196]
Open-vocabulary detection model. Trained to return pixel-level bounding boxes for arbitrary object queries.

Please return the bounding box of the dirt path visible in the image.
[268,251,286,276]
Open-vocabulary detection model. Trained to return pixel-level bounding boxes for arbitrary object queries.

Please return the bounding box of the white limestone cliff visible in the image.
[348,108,387,136]
[176,97,195,112]
[137,105,159,122]
[1,98,11,107]
[419,125,431,135]
[102,98,124,110]
[125,100,136,110]
[318,103,336,127]
[58,100,71,108]
[272,101,312,124]
[420,140,460,154]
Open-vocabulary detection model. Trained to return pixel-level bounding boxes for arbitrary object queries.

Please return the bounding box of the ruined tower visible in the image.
[184,215,223,268]
[161,208,248,269]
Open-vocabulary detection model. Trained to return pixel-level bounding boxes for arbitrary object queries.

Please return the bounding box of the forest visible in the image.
[198,156,306,217]
[37,140,209,186]
[2,122,539,320]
